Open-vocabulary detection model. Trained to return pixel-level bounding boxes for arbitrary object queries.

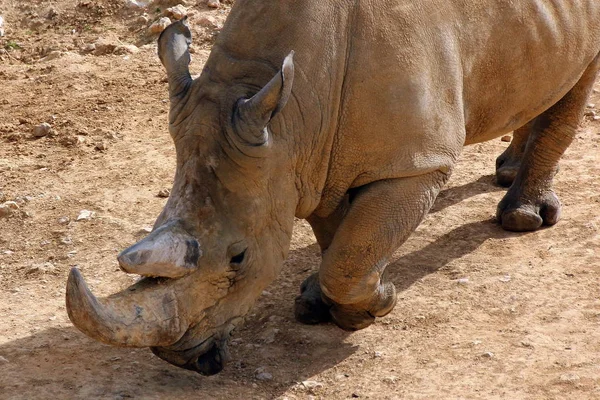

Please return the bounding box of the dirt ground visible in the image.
[1,1,600,399]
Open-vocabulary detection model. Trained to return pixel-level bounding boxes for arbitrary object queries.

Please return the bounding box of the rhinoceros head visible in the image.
[66,19,297,375]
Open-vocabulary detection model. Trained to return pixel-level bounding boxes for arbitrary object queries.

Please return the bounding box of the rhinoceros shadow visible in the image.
[430,174,505,214]
[0,174,520,399]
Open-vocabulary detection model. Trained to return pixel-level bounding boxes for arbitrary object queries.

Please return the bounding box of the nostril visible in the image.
[118,249,150,270]
[188,344,225,376]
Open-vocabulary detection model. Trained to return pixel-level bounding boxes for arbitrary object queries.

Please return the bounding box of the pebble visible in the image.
[125,0,148,9]
[3,201,19,210]
[374,351,383,358]
[301,381,324,390]
[0,15,4,37]
[0,356,8,364]
[0,203,15,218]
[149,17,171,34]
[499,274,511,282]
[157,189,170,198]
[164,5,187,20]
[501,135,512,142]
[137,14,149,25]
[481,351,494,358]
[76,209,95,221]
[255,367,273,381]
[114,44,139,55]
[95,141,108,151]
[32,122,53,138]
[26,262,56,275]
[559,373,580,383]
[258,327,279,344]
[456,277,469,285]
[58,216,70,225]
[207,0,220,8]
[138,226,153,235]
[198,15,219,28]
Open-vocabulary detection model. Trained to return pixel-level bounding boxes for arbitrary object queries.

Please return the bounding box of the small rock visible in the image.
[93,39,117,56]
[149,17,171,34]
[95,141,108,151]
[301,381,324,391]
[456,277,469,285]
[373,351,383,358]
[1,204,15,218]
[76,209,95,221]
[499,275,511,282]
[258,327,279,344]
[125,0,148,9]
[82,43,96,53]
[157,189,170,198]
[255,367,273,381]
[32,122,53,138]
[0,356,8,364]
[501,135,512,142]
[559,373,580,383]
[481,351,494,358]
[207,0,220,8]
[0,15,5,37]
[26,262,56,275]
[47,8,59,20]
[382,376,398,384]
[164,5,187,20]
[42,50,63,62]
[138,226,153,235]
[3,201,19,210]
[114,44,139,55]
[198,15,219,28]
[137,14,149,25]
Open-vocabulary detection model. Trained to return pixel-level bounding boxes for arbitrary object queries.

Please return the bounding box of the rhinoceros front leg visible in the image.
[296,171,449,330]
[495,122,532,187]
[497,53,600,232]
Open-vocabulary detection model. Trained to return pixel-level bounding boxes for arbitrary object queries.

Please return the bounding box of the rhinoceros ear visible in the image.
[158,17,193,99]
[233,51,295,146]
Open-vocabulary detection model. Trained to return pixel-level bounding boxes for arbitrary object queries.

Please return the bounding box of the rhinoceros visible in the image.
[66,1,600,374]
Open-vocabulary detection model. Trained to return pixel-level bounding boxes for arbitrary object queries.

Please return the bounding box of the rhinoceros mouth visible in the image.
[150,317,242,375]
[151,335,227,375]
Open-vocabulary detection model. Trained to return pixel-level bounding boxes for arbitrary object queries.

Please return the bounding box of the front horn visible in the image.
[66,268,187,347]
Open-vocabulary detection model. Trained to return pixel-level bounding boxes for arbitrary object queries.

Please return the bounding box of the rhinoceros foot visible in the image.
[294,273,332,325]
[497,190,562,232]
[295,272,397,331]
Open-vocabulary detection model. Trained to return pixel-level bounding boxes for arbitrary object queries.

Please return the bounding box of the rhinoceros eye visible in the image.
[230,249,246,266]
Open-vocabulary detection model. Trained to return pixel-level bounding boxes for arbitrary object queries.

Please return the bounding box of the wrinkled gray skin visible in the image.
[66,1,600,375]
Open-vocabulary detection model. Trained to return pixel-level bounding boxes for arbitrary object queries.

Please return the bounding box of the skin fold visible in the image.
[66,0,600,374]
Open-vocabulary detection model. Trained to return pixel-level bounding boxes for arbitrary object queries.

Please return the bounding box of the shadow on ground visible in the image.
[0,175,526,399]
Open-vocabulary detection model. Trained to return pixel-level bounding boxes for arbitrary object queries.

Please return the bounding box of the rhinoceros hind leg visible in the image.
[497,53,600,232]
[495,122,532,187]
[294,272,332,325]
